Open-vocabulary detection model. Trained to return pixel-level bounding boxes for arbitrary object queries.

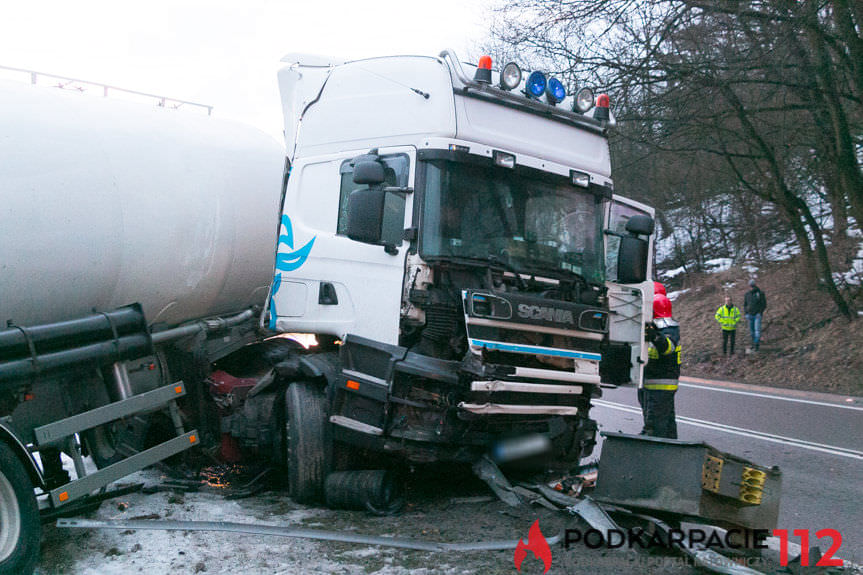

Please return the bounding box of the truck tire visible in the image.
[85,413,167,469]
[285,382,329,503]
[83,422,126,468]
[0,443,40,575]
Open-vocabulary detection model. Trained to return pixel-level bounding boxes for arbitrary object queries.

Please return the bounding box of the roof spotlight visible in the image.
[500,62,522,91]
[574,87,595,113]
[546,77,566,104]
[525,71,547,99]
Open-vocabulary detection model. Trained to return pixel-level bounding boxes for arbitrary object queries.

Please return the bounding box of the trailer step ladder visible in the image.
[32,381,199,508]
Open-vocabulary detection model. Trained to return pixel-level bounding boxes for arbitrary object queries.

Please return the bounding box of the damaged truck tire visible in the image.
[285,382,329,503]
[0,442,40,575]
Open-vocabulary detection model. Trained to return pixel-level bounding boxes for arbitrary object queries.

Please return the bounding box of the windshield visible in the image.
[420,160,605,283]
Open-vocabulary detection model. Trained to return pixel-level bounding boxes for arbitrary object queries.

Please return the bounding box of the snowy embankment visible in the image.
[654,198,863,289]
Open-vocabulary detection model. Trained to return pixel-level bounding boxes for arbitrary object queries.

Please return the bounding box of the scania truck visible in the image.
[0,50,655,574]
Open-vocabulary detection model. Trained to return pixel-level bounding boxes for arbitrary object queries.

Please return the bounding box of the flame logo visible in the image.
[275,214,316,272]
[269,214,316,329]
[514,520,552,573]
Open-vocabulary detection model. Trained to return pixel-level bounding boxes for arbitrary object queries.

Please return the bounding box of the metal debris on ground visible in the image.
[56,518,561,553]
[467,433,787,575]
[779,547,848,575]
[223,468,272,500]
[448,495,496,505]
[58,433,796,575]
[471,455,522,507]
[142,463,275,499]
[566,496,622,540]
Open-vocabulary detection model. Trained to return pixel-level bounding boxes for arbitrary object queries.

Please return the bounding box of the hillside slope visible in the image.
[669,259,863,397]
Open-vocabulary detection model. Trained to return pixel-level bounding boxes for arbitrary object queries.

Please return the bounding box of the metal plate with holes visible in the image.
[594,432,782,531]
[702,454,723,493]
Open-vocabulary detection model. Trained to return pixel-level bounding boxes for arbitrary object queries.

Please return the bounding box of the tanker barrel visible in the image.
[0,304,153,387]
[0,305,148,360]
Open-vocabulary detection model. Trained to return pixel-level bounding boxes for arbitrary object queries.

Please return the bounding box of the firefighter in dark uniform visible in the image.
[638,292,682,439]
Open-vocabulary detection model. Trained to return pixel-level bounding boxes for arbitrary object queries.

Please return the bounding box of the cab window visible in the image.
[337,154,409,246]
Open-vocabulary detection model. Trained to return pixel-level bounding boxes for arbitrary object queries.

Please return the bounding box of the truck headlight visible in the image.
[574,87,595,113]
[500,62,522,91]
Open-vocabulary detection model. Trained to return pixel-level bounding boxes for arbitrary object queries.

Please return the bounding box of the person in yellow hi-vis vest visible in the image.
[639,292,681,439]
[714,295,741,356]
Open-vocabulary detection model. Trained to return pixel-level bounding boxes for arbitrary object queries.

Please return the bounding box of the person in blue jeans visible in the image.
[744,279,767,351]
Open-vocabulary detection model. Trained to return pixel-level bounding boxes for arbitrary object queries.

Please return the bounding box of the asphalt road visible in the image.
[593,376,863,564]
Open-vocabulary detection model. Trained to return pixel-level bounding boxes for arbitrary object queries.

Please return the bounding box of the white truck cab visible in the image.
[267,49,654,472]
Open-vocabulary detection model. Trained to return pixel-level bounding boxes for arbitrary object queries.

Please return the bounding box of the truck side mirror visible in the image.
[352,161,386,186]
[617,236,648,284]
[617,214,653,284]
[346,188,386,245]
[625,214,654,236]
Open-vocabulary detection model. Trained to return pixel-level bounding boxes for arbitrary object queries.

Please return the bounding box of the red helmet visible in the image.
[653,294,672,319]
[654,281,666,296]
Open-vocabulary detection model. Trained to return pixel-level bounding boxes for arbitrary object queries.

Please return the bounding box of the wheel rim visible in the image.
[0,471,22,562]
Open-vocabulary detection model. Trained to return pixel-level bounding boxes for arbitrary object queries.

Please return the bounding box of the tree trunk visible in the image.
[803,13,863,233]
[795,196,854,318]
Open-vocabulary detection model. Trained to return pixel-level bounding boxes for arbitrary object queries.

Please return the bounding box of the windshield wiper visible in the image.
[444,255,529,290]
[553,266,592,287]
[515,260,595,288]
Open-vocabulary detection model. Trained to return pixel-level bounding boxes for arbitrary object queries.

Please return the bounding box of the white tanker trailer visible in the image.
[0,79,282,328]
[0,78,286,575]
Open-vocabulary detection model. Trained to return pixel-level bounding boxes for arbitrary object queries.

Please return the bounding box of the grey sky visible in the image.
[1,0,487,137]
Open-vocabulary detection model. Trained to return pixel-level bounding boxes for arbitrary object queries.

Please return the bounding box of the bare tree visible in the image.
[488,0,862,317]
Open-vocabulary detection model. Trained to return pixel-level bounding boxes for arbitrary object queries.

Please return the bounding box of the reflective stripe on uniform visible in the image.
[648,343,682,363]
[644,378,678,391]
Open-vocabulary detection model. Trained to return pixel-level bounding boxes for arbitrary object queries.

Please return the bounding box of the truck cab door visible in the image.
[267,146,415,345]
[603,196,655,386]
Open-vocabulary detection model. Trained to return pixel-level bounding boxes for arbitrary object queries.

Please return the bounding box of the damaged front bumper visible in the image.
[328,334,601,464]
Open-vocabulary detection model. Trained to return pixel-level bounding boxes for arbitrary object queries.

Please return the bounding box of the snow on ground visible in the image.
[666,289,690,301]
[40,482,332,575]
[41,457,426,575]
[660,266,686,280]
[833,240,863,286]
[39,454,558,575]
[765,240,801,262]
[37,467,460,575]
[702,258,732,273]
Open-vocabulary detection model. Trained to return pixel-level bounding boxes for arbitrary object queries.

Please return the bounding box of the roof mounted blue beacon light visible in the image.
[546,77,566,105]
[525,71,547,99]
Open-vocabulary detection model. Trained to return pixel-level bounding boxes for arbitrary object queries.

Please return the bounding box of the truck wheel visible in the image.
[0,443,40,575]
[285,382,329,503]
[83,422,126,468]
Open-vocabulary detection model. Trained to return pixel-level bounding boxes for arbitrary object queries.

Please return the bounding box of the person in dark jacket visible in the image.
[638,293,681,439]
[744,279,767,350]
